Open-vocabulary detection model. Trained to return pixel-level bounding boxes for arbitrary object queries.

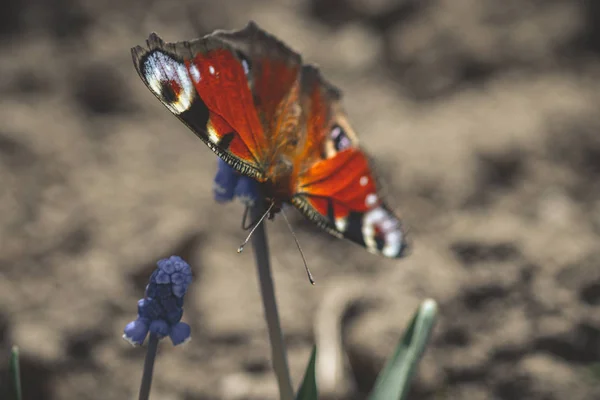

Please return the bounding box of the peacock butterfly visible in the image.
[131,22,409,259]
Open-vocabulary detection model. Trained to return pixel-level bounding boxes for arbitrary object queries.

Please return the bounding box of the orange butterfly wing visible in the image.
[131,22,301,181]
[292,67,409,258]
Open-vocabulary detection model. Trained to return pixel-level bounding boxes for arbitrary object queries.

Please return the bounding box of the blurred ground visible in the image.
[1,0,600,399]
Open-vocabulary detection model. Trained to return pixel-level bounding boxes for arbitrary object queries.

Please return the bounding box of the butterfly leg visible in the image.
[238,201,276,253]
[241,205,254,230]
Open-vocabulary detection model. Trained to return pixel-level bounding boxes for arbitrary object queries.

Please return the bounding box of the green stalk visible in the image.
[10,346,22,400]
[250,203,294,400]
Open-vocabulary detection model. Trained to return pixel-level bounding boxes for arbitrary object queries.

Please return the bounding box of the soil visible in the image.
[1,0,600,399]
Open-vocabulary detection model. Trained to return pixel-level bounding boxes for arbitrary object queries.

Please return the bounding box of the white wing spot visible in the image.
[209,65,215,75]
[365,193,378,207]
[242,59,250,75]
[360,176,369,186]
[207,123,220,144]
[331,126,342,139]
[189,64,201,83]
[335,217,348,232]
[143,51,195,115]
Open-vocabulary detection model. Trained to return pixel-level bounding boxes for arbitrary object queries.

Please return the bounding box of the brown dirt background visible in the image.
[1,0,600,399]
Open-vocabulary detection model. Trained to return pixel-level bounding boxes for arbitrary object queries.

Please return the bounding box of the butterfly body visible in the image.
[132,22,409,258]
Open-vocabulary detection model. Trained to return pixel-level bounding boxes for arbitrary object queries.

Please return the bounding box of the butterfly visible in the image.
[131,22,409,259]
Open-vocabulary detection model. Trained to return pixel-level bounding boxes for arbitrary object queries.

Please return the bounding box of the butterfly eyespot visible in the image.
[331,125,352,152]
[323,124,356,159]
[142,51,195,115]
[159,80,179,103]
[362,207,404,258]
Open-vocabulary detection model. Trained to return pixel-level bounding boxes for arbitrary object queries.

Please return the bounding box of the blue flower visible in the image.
[213,158,259,206]
[169,322,192,345]
[123,318,150,345]
[123,256,192,346]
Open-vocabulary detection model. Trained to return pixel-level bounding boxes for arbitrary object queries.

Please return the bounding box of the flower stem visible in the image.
[10,345,22,400]
[250,203,295,400]
[138,333,159,400]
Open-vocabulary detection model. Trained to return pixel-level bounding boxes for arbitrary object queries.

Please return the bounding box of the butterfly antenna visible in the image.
[237,201,275,253]
[281,208,315,285]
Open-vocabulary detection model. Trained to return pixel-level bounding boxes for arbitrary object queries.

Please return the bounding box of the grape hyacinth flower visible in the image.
[124,256,193,400]
[213,158,259,206]
[123,256,193,346]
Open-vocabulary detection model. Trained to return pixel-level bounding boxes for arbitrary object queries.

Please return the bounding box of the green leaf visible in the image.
[10,346,22,400]
[368,299,438,400]
[295,346,318,400]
